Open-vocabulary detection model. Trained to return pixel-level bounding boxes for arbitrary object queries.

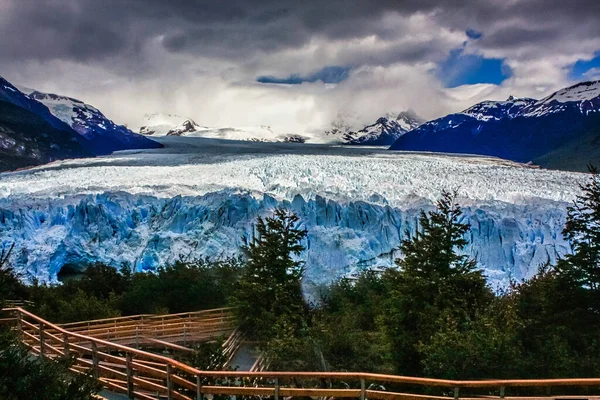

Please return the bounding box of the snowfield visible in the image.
[0,137,585,288]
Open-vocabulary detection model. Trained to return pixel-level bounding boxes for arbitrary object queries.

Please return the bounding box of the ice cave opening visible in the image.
[57,264,86,283]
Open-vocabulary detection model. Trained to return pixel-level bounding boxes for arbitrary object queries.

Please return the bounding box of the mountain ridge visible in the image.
[390,80,600,171]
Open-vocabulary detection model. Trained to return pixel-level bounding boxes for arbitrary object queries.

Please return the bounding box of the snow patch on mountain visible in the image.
[165,119,202,136]
[29,92,99,131]
[137,113,201,136]
[344,110,424,145]
[27,90,161,153]
[522,81,600,117]
[462,97,537,121]
[541,81,600,103]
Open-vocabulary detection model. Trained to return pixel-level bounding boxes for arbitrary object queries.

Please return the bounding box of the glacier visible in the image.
[0,137,584,288]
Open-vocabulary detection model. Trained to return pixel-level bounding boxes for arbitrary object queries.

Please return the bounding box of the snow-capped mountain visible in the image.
[390,81,600,171]
[138,110,421,145]
[26,90,161,154]
[0,137,578,288]
[165,119,202,136]
[522,80,600,117]
[343,110,424,145]
[137,113,198,136]
[0,77,93,172]
[461,96,536,121]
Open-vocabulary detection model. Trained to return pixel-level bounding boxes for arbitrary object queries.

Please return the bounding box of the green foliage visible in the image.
[511,267,600,377]
[313,273,393,373]
[180,339,230,371]
[119,258,242,315]
[0,329,100,400]
[27,258,241,324]
[398,189,477,279]
[557,166,600,290]
[419,295,524,379]
[382,190,492,375]
[31,287,121,324]
[234,207,308,341]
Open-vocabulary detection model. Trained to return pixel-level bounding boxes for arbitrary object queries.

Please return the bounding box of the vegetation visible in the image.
[234,207,308,342]
[26,258,241,323]
[0,329,100,400]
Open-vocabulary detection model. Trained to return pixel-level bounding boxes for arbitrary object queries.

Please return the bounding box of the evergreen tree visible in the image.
[398,189,477,279]
[383,190,491,375]
[234,208,308,341]
[557,166,600,291]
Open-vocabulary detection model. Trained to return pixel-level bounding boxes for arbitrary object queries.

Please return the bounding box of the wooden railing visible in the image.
[47,308,235,349]
[4,306,600,400]
[250,352,269,372]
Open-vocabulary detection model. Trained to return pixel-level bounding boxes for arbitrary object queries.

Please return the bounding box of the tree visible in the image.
[382,190,491,375]
[398,189,477,280]
[234,208,308,341]
[0,243,27,307]
[556,166,600,291]
[0,329,100,400]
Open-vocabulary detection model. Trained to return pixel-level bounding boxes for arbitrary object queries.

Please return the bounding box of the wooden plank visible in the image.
[367,390,453,400]
[201,386,273,396]
[143,337,194,352]
[280,388,362,397]
[132,375,168,394]
[130,360,168,380]
[170,373,197,391]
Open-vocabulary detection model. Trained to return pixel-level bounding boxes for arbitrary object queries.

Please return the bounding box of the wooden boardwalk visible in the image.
[3,306,600,400]
[52,308,236,350]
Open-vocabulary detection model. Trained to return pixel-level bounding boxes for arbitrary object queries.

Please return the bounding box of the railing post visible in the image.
[500,386,505,399]
[126,352,134,399]
[196,374,203,400]
[63,332,70,358]
[360,378,366,400]
[15,311,23,341]
[135,325,139,349]
[166,363,173,400]
[274,377,280,400]
[39,322,45,356]
[454,387,460,400]
[184,322,187,346]
[91,341,99,379]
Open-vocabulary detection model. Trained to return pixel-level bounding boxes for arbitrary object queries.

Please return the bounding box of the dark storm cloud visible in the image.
[1,0,599,66]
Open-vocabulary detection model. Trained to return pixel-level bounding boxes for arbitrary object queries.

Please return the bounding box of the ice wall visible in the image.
[0,190,570,287]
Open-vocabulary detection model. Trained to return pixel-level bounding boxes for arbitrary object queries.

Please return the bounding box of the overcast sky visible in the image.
[1,0,599,133]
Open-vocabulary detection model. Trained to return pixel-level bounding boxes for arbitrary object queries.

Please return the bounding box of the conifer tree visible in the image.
[383,190,491,375]
[235,208,308,341]
[557,166,600,291]
[398,189,477,279]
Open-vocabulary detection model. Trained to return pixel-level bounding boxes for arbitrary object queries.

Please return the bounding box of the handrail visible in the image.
[5,306,600,400]
[6,307,202,374]
[47,308,236,351]
[59,307,233,328]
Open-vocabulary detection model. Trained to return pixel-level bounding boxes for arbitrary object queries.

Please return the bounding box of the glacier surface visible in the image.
[0,137,585,288]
